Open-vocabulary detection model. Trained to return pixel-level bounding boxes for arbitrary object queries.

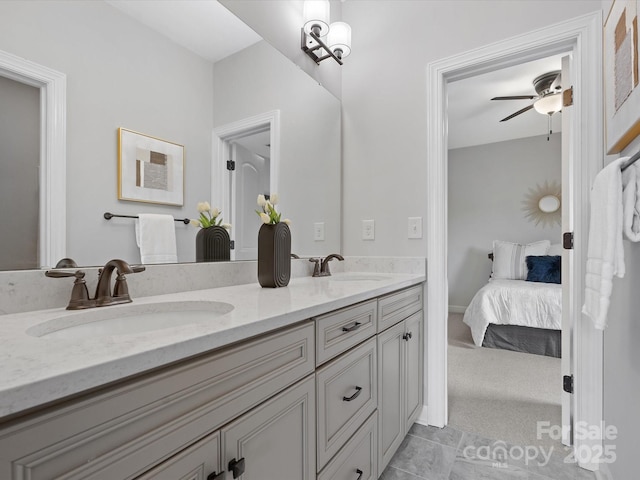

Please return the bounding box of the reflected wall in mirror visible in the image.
[0,0,341,270]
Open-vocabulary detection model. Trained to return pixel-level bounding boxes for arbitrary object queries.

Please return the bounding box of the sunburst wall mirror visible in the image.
[522,180,561,227]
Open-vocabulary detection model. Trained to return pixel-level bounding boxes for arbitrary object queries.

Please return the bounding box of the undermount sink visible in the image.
[26,301,235,340]
[330,275,390,282]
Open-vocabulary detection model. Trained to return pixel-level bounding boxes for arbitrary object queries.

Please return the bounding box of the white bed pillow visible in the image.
[548,243,563,256]
[491,240,551,280]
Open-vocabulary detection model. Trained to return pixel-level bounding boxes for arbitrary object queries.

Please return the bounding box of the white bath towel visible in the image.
[622,160,640,242]
[135,214,178,264]
[582,158,626,330]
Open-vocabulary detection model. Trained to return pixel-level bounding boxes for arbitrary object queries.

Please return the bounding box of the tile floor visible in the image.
[380,423,598,480]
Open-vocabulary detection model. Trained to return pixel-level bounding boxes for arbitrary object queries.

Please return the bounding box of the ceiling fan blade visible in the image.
[491,95,536,100]
[499,104,534,122]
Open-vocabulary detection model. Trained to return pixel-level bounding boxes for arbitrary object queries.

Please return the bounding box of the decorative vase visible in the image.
[257,222,291,287]
[196,226,231,262]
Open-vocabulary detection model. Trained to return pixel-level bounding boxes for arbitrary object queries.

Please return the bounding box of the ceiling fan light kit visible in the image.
[491,70,562,121]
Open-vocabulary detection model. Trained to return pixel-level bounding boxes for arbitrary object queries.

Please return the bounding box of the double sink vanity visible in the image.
[0,259,426,480]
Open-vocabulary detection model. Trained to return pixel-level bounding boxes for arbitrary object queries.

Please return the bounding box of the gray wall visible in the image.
[448,134,562,308]
[340,0,601,257]
[0,75,39,270]
[0,1,213,266]
[213,41,341,258]
[219,0,343,100]
[603,136,640,479]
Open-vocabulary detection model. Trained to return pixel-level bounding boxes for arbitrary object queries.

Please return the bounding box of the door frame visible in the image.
[212,110,280,260]
[425,12,603,471]
[0,49,66,268]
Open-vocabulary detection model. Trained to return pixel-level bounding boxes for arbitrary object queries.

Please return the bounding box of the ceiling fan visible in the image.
[491,70,563,122]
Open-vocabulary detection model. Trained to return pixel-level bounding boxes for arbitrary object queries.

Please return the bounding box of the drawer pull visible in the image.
[356,468,364,480]
[343,386,362,402]
[207,471,225,480]
[228,457,245,479]
[342,322,362,332]
[403,332,413,341]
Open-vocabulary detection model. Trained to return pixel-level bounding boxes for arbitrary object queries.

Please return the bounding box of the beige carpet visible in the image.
[447,313,563,448]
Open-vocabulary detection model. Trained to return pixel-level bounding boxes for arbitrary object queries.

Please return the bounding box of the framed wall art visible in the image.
[605,0,640,153]
[118,128,184,206]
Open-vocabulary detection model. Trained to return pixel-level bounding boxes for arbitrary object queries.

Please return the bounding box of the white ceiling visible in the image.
[105,0,261,63]
[447,54,566,150]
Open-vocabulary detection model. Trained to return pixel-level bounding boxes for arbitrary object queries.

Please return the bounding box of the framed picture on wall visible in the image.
[604,0,640,153]
[118,128,184,206]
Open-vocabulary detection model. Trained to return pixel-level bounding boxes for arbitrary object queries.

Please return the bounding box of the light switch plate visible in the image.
[362,219,375,240]
[408,217,422,239]
[314,222,325,241]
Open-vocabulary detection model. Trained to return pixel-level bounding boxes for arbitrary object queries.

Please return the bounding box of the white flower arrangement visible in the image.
[256,194,291,225]
[191,201,231,229]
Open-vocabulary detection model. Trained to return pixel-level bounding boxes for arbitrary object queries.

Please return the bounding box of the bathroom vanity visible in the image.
[0,272,424,480]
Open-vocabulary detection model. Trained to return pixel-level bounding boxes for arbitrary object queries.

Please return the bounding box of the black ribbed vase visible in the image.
[257,222,291,288]
[195,226,231,262]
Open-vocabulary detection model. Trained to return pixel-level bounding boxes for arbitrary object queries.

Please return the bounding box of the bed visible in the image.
[462,240,563,358]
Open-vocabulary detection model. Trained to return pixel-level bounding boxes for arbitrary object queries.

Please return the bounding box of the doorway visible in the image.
[213,110,280,261]
[425,12,604,471]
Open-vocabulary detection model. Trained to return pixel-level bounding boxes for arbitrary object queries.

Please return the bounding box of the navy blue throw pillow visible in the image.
[525,255,561,284]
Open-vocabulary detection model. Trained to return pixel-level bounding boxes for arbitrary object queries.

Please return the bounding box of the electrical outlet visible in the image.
[362,219,375,240]
[314,222,325,241]
[408,217,423,239]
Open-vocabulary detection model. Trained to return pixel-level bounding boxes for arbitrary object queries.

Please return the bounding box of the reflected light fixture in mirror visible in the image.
[301,0,352,65]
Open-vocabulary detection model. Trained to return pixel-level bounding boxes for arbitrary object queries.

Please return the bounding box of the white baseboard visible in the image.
[415,405,429,426]
[448,305,467,314]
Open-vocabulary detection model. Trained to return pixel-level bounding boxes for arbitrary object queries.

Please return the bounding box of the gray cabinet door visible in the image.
[377,321,405,473]
[135,431,221,480]
[222,375,316,480]
[404,311,423,431]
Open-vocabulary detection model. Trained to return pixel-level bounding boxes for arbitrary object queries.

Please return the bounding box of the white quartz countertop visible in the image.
[0,272,424,419]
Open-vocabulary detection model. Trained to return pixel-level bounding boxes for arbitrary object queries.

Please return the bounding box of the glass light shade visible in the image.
[303,0,330,37]
[533,93,562,115]
[327,22,352,58]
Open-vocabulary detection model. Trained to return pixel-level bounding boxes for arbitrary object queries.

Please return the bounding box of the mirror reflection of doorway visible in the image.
[229,128,270,261]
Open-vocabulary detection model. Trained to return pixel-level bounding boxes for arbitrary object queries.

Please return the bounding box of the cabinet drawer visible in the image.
[377,285,422,332]
[316,337,377,470]
[315,299,377,366]
[135,430,221,480]
[0,322,314,480]
[317,412,377,480]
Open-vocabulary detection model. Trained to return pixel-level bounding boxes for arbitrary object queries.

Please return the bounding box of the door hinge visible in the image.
[563,86,573,107]
[226,160,236,171]
[563,232,574,250]
[563,375,574,394]
[230,240,235,250]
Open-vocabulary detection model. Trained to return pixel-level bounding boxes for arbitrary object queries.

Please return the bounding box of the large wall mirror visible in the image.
[0,0,341,270]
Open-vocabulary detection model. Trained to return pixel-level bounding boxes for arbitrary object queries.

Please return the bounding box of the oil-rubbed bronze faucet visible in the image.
[309,254,344,277]
[45,259,145,310]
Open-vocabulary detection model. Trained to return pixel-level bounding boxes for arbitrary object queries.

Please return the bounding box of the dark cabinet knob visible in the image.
[403,332,413,341]
[207,470,225,480]
[343,386,362,402]
[228,457,245,479]
[356,468,364,480]
[342,322,362,332]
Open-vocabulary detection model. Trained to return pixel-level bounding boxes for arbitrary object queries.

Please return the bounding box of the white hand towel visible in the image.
[622,160,640,242]
[135,214,178,264]
[582,158,626,330]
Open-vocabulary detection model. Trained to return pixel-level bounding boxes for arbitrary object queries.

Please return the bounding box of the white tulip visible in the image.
[190,219,201,227]
[197,201,211,213]
[265,201,273,212]
[221,223,232,230]
[257,194,267,207]
[260,213,271,224]
[270,193,279,205]
[210,207,220,217]
[282,218,291,225]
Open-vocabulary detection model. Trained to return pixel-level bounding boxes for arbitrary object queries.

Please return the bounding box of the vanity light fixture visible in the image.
[301,0,352,66]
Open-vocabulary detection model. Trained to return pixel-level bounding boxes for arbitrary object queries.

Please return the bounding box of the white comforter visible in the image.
[463,279,562,347]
